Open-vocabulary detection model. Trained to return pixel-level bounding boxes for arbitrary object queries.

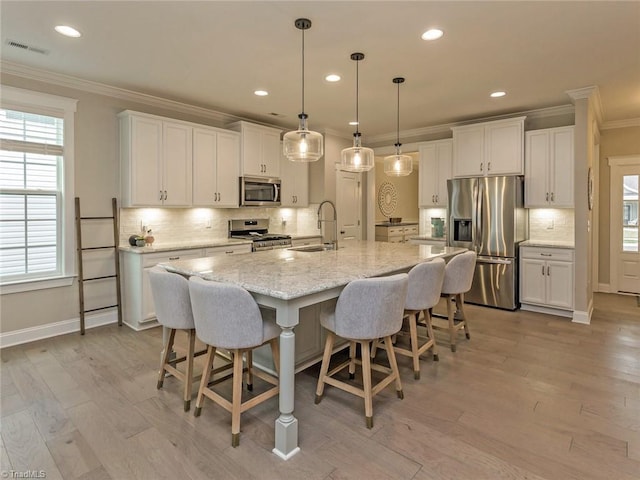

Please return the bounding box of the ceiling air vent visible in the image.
[5,39,49,55]
[268,112,285,118]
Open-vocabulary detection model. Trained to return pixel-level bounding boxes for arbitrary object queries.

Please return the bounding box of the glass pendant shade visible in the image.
[341,133,374,172]
[283,114,323,162]
[284,18,323,163]
[384,144,413,176]
[385,76,412,177]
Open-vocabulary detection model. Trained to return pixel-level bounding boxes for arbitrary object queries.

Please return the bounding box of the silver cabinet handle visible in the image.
[225,250,234,254]
[542,265,545,275]
[540,253,552,257]
[436,194,439,203]
[550,192,554,202]
[547,266,550,276]
[480,162,483,172]
[487,162,491,171]
[169,256,179,260]
[164,190,168,200]
[159,190,163,201]
[546,192,549,202]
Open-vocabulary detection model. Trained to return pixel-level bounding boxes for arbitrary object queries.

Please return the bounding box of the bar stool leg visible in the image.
[245,350,254,391]
[184,329,196,411]
[157,328,176,389]
[408,313,421,379]
[424,309,439,361]
[446,294,457,352]
[194,346,216,417]
[360,341,374,429]
[383,335,403,399]
[315,332,335,404]
[457,294,471,339]
[231,349,243,447]
[348,341,357,379]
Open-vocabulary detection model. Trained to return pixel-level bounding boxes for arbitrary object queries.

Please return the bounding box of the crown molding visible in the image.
[0,61,270,127]
[601,117,640,130]
[566,85,603,125]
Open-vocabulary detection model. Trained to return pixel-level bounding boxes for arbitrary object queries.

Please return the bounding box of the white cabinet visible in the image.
[520,246,574,316]
[525,126,574,208]
[375,224,419,243]
[280,150,309,206]
[418,139,452,207]
[291,236,322,247]
[193,127,240,207]
[452,116,525,177]
[229,121,281,177]
[119,111,193,207]
[121,248,202,330]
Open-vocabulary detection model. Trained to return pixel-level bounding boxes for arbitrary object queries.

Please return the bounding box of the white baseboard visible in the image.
[597,283,611,293]
[0,310,119,349]
[572,299,593,325]
[520,303,573,318]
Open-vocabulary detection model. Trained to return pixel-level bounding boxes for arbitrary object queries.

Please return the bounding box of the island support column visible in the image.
[272,302,300,459]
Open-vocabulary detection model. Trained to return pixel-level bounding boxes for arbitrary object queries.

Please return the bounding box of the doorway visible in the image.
[609,155,640,294]
[336,169,362,244]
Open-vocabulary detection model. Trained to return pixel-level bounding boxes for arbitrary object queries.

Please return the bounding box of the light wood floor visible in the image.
[1,293,639,480]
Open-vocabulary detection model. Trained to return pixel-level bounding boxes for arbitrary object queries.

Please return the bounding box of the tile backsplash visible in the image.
[528,208,574,242]
[119,206,320,246]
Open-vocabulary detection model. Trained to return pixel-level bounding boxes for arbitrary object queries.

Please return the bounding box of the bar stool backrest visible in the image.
[188,276,265,349]
[333,273,408,340]
[148,266,194,330]
[405,258,446,311]
[441,251,477,295]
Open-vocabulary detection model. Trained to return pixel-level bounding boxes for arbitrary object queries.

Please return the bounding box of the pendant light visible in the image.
[283,18,323,162]
[340,52,374,172]
[384,77,413,176]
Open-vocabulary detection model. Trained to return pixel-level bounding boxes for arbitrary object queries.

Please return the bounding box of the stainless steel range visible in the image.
[229,219,292,252]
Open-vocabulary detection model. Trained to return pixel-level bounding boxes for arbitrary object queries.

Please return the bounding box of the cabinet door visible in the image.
[130,116,163,206]
[435,141,452,205]
[280,152,309,207]
[485,121,523,175]
[163,122,192,206]
[549,127,574,207]
[215,131,240,207]
[262,130,281,177]
[520,258,546,305]
[419,144,438,206]
[453,125,484,177]
[192,127,217,206]
[546,260,574,309]
[241,124,263,176]
[525,130,551,207]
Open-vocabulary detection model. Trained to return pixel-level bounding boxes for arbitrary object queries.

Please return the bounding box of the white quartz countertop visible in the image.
[161,240,466,300]
[520,240,575,249]
[411,235,446,242]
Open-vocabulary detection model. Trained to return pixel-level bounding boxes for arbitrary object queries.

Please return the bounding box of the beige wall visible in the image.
[598,126,640,285]
[374,157,419,223]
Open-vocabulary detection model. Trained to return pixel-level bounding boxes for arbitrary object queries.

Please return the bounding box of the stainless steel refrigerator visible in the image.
[447,175,528,310]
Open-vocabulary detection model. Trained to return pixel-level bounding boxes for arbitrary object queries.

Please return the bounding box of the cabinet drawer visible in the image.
[204,244,251,256]
[403,226,418,235]
[520,246,574,262]
[142,249,203,267]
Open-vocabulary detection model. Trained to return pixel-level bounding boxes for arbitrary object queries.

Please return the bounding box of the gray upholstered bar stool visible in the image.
[315,273,408,429]
[188,276,280,448]
[433,251,477,352]
[395,258,446,379]
[148,266,210,411]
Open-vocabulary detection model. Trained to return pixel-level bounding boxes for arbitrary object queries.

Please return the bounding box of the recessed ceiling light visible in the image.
[421,29,443,41]
[55,25,81,38]
[490,91,506,98]
[325,74,341,82]
[254,90,269,96]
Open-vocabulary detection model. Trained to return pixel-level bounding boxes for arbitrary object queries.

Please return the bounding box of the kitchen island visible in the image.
[161,240,465,460]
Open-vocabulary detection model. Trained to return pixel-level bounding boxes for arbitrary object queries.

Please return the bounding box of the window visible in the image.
[0,87,77,293]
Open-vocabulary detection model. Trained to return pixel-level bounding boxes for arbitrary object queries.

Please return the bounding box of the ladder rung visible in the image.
[82,275,117,282]
[83,305,118,313]
[80,216,115,220]
[81,246,116,251]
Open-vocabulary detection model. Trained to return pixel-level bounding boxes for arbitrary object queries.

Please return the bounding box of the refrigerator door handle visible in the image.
[475,181,483,254]
[476,257,513,265]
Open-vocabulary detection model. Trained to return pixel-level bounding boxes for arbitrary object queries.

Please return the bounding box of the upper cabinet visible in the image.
[525,126,574,208]
[228,121,281,178]
[280,149,309,207]
[119,111,192,207]
[418,139,452,207]
[192,127,240,207]
[451,116,525,177]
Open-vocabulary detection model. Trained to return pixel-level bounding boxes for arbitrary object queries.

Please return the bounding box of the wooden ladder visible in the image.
[75,197,123,335]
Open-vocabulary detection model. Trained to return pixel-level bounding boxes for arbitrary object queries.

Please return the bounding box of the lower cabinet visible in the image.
[291,236,322,247]
[121,244,251,330]
[375,224,418,243]
[520,246,574,316]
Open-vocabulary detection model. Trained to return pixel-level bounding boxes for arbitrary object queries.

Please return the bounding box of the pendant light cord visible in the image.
[355,58,360,135]
[395,81,400,146]
[301,27,305,115]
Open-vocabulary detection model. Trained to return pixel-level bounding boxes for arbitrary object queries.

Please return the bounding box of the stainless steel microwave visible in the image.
[239,176,281,207]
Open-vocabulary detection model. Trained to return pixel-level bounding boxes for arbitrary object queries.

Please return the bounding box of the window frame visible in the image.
[0,86,77,294]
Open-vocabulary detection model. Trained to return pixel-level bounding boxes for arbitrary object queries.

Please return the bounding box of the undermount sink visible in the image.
[288,243,336,252]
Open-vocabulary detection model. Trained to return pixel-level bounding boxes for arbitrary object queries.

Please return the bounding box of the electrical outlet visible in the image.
[546,219,554,230]
[205,218,212,229]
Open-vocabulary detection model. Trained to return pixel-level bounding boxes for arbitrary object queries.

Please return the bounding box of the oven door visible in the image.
[240,177,281,207]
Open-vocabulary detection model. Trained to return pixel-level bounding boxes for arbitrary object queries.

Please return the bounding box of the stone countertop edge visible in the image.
[520,240,575,249]
[375,222,419,227]
[411,235,446,241]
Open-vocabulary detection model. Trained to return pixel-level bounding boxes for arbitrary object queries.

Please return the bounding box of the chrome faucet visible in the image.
[317,200,338,250]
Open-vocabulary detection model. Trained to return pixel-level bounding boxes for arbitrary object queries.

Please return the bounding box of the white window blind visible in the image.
[0,109,64,280]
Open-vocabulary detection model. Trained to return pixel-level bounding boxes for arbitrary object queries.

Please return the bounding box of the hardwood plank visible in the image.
[46,429,102,480]
[1,410,63,480]
[34,358,91,410]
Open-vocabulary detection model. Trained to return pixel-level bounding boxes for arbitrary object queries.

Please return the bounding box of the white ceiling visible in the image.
[1,1,639,140]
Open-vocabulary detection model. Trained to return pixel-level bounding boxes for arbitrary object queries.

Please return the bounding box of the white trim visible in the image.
[0,310,118,349]
[608,154,640,167]
[520,303,573,318]
[598,283,611,293]
[566,86,602,126]
[0,275,74,294]
[572,306,592,325]
[602,118,640,130]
